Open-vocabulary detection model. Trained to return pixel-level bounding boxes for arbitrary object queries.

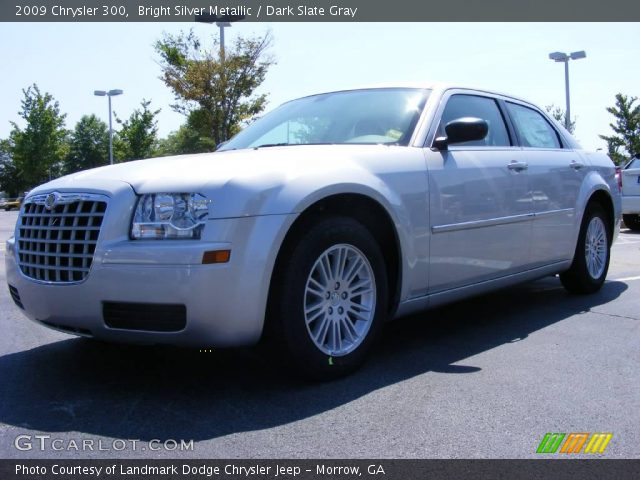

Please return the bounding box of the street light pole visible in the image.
[195,13,245,60]
[94,89,123,165]
[564,59,570,129]
[217,21,231,60]
[548,50,586,130]
[194,13,246,146]
[108,94,113,164]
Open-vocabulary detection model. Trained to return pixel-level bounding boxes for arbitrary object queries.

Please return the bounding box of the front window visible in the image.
[219,88,430,151]
[437,94,511,147]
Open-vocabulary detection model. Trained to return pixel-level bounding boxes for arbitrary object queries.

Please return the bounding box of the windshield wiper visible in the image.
[253,142,342,149]
[253,143,290,149]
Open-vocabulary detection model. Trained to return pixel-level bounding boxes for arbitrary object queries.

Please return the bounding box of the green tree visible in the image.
[602,136,627,166]
[599,93,640,165]
[64,114,109,174]
[0,139,22,197]
[545,104,576,134]
[155,29,275,149]
[156,110,217,157]
[114,99,160,161]
[9,84,68,188]
[156,125,202,157]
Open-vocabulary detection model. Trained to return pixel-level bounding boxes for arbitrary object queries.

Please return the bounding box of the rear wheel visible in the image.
[560,204,611,294]
[268,216,388,380]
[623,214,640,231]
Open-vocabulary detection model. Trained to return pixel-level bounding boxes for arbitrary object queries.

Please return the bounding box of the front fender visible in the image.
[203,147,431,302]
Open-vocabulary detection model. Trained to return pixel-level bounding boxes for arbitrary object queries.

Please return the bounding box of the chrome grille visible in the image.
[16,193,107,283]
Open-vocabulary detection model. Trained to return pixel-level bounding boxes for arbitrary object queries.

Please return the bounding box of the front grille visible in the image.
[103,302,187,332]
[16,194,107,283]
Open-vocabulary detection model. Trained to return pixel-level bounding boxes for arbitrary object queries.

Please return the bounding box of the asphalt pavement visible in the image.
[0,210,638,459]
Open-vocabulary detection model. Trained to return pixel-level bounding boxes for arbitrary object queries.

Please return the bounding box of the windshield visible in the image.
[219,88,430,151]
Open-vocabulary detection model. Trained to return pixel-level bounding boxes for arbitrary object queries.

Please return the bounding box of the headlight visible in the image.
[131,193,209,240]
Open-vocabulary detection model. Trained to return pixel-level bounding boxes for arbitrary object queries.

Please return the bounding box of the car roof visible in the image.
[290,82,533,106]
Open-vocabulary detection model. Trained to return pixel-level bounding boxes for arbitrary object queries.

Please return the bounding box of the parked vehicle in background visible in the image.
[3,197,23,211]
[621,156,640,231]
[5,84,621,379]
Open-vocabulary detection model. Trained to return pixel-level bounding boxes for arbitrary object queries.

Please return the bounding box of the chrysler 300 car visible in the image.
[6,84,621,378]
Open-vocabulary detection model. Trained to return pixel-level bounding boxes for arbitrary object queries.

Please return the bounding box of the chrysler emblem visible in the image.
[44,192,59,210]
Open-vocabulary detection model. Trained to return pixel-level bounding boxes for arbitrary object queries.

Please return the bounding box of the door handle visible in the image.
[508,160,528,171]
[570,160,585,170]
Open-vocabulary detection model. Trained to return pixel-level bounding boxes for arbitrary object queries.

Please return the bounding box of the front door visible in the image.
[424,92,533,293]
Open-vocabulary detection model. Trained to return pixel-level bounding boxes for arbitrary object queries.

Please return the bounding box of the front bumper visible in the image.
[6,213,296,347]
[622,195,640,215]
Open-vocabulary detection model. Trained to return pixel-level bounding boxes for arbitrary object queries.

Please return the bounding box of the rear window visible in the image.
[625,158,639,169]
[506,102,562,149]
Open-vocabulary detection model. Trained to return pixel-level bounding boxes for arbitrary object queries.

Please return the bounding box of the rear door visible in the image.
[424,91,533,293]
[505,101,584,266]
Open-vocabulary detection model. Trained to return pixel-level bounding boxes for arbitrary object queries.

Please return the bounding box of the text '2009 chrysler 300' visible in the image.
[6,85,621,379]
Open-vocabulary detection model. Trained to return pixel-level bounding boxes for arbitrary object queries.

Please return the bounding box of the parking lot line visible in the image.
[610,275,640,282]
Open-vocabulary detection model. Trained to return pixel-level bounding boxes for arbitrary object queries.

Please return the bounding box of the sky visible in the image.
[0,22,639,152]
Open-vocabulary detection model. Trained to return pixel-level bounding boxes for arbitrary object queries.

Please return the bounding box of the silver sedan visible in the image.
[6,84,621,379]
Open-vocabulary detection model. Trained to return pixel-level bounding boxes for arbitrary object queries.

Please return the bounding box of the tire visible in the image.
[560,204,611,294]
[623,214,640,232]
[267,216,388,380]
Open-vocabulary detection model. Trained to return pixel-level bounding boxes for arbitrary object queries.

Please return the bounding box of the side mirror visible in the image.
[432,117,489,150]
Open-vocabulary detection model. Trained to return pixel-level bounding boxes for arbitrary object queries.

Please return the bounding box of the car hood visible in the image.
[34,145,389,195]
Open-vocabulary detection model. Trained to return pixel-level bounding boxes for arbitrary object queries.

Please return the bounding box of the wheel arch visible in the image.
[266,192,404,328]
[575,167,620,245]
[560,187,615,294]
[585,189,616,242]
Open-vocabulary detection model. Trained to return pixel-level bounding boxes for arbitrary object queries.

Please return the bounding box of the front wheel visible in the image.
[560,204,611,294]
[267,216,388,380]
[623,214,640,231]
